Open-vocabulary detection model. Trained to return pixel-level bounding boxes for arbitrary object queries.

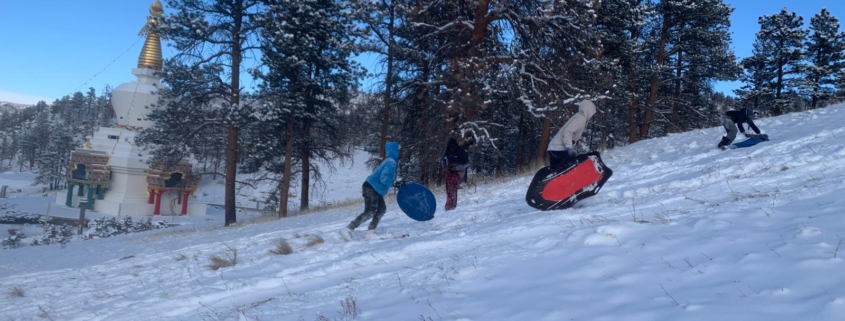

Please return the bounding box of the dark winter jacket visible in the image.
[725,108,761,134]
[443,138,469,167]
[366,142,399,196]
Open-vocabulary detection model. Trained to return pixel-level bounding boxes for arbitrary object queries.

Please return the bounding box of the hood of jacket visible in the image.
[385,142,400,160]
[578,99,597,120]
[446,138,460,152]
[744,108,757,118]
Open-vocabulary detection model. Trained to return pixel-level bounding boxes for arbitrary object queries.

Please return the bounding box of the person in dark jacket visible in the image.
[442,138,469,211]
[718,108,766,149]
[339,142,399,241]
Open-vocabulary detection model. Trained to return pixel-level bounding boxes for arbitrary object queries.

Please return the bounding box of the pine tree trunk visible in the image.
[537,115,551,164]
[379,23,395,159]
[214,149,220,180]
[224,125,238,226]
[418,100,430,185]
[627,27,641,144]
[671,50,683,132]
[775,61,784,115]
[628,78,639,143]
[224,2,243,227]
[811,75,820,109]
[642,14,671,139]
[515,112,525,168]
[300,120,310,211]
[279,120,294,218]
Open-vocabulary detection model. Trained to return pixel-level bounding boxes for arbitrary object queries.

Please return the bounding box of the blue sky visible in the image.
[0,0,843,105]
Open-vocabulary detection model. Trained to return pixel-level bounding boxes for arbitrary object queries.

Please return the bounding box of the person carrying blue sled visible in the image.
[339,142,400,241]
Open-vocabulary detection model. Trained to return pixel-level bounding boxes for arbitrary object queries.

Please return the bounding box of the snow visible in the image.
[4,104,845,320]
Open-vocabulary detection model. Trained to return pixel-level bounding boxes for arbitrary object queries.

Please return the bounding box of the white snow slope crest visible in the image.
[3,105,845,321]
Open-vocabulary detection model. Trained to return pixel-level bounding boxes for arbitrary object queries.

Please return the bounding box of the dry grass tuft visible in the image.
[37,305,54,320]
[207,246,238,270]
[138,226,216,242]
[269,238,294,255]
[241,214,278,225]
[305,235,325,247]
[292,198,362,216]
[341,295,359,319]
[7,286,24,298]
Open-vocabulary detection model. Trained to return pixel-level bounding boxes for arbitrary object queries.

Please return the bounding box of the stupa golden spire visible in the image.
[137,0,165,71]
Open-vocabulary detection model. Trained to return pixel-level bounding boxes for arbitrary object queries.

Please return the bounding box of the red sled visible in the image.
[525,151,613,211]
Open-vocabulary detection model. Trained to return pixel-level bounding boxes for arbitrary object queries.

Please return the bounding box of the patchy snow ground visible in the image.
[3,104,845,320]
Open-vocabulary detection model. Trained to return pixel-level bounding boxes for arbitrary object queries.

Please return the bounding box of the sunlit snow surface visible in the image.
[3,104,845,320]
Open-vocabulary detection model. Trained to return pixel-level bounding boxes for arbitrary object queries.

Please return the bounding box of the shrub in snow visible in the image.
[87,216,168,239]
[2,230,26,249]
[31,224,74,248]
[1,212,173,250]
[0,210,43,225]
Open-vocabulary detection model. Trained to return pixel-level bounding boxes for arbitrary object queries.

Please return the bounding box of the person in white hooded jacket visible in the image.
[546,99,597,167]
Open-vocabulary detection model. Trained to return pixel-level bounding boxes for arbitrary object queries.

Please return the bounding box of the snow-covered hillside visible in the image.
[3,104,845,321]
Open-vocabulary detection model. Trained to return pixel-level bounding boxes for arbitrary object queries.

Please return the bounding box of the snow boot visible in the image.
[339,228,353,242]
[364,230,378,241]
[717,136,731,149]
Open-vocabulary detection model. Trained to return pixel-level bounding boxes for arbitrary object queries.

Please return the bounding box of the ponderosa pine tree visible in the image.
[596,0,655,143]
[752,8,808,115]
[390,0,602,179]
[19,104,51,171]
[802,8,845,109]
[636,0,738,138]
[404,0,599,140]
[36,122,77,189]
[97,85,114,127]
[140,0,264,226]
[736,52,775,110]
[253,0,359,214]
[837,70,845,98]
[350,0,405,159]
[665,0,739,132]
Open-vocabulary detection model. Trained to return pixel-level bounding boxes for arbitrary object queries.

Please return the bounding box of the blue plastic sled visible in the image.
[397,183,437,221]
[730,134,769,149]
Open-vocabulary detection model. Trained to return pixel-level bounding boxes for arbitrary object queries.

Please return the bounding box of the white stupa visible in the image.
[56,0,205,217]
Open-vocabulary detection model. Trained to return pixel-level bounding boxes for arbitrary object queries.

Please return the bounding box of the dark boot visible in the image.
[717,136,731,148]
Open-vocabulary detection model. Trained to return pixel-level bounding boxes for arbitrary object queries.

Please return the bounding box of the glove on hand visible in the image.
[393,180,407,189]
